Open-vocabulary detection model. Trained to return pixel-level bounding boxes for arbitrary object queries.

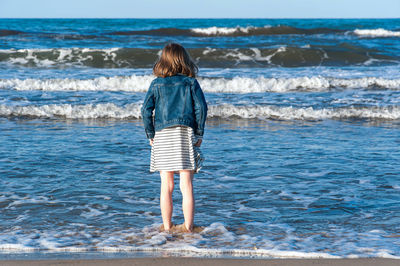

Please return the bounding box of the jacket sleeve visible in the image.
[141,82,156,139]
[191,79,208,137]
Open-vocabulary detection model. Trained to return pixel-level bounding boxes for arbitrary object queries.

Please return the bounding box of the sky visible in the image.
[0,0,399,18]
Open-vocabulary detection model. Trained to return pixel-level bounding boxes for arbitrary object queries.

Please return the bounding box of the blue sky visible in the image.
[0,0,399,18]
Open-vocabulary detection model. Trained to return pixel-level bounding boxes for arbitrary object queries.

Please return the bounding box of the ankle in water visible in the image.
[182,223,193,233]
[159,222,174,232]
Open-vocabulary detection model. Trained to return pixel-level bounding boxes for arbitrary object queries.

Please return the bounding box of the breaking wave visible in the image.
[353,28,400,37]
[0,29,24,36]
[2,75,400,93]
[2,26,399,39]
[207,104,400,120]
[0,46,396,68]
[1,103,399,120]
[110,25,345,37]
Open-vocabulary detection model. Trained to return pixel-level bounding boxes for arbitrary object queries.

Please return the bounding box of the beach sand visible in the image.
[0,258,398,266]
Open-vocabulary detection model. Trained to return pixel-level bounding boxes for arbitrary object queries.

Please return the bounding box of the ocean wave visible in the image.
[1,242,399,259]
[0,245,339,259]
[208,104,400,120]
[0,75,154,92]
[353,28,400,37]
[110,26,344,37]
[2,26,399,40]
[199,76,400,92]
[191,26,264,35]
[0,222,399,258]
[0,47,153,68]
[0,46,397,68]
[0,221,398,258]
[1,103,399,120]
[0,29,24,37]
[2,75,400,92]
[0,103,141,119]
[0,28,101,40]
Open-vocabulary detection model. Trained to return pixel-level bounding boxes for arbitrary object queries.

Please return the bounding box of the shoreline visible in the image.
[0,258,399,266]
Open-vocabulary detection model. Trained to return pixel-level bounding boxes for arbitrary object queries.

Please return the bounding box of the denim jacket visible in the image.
[141,74,208,139]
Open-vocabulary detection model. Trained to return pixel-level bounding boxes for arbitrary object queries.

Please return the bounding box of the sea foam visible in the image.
[191,26,269,35]
[1,103,399,120]
[0,46,397,68]
[1,75,400,93]
[353,28,400,37]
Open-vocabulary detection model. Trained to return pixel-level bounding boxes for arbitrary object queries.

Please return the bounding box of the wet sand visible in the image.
[0,258,398,266]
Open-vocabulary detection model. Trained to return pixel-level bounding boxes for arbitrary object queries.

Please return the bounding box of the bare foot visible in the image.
[159,223,174,232]
[175,223,192,233]
[159,223,204,233]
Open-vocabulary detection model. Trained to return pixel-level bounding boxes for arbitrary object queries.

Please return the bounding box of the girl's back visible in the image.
[140,43,207,233]
[145,74,207,136]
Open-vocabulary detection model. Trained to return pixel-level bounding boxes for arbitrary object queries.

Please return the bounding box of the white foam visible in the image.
[1,242,399,259]
[0,222,398,258]
[0,47,126,67]
[353,28,400,37]
[80,207,104,218]
[90,244,340,258]
[0,103,142,119]
[375,251,400,259]
[1,103,399,120]
[0,75,153,92]
[0,243,35,252]
[222,47,286,65]
[191,25,270,35]
[207,104,400,120]
[2,75,400,93]
[6,195,58,209]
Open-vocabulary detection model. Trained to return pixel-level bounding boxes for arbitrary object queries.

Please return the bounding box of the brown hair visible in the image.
[153,43,198,78]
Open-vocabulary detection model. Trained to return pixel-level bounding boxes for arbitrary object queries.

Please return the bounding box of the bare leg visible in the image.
[160,171,174,230]
[179,170,194,232]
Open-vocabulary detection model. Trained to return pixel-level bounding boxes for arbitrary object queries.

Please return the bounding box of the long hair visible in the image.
[153,43,198,78]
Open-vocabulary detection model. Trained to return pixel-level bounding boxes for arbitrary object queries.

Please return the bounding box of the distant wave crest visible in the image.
[3,26,399,39]
[191,26,269,35]
[110,25,344,37]
[353,28,400,37]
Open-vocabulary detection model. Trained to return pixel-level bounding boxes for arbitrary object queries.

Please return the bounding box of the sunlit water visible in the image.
[1,18,400,259]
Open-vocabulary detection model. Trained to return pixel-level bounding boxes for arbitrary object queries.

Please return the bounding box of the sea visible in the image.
[0,18,399,260]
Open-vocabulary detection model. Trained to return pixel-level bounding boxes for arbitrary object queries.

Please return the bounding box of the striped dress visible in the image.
[150,125,204,173]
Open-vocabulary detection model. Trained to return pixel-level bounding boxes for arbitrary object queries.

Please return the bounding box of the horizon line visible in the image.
[0,17,399,19]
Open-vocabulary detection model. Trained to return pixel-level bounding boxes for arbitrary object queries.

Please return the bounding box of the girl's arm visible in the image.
[141,84,156,139]
[191,79,208,137]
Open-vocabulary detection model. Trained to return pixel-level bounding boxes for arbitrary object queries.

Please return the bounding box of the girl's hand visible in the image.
[194,139,202,147]
[149,139,154,146]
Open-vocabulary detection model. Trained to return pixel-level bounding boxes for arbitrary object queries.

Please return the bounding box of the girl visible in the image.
[141,43,208,233]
